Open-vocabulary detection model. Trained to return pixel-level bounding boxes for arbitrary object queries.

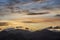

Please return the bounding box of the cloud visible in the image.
[19,0,60,10]
[0,13,59,19]
[0,0,60,21]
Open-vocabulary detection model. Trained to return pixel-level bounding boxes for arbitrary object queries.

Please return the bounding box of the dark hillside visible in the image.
[0,28,60,40]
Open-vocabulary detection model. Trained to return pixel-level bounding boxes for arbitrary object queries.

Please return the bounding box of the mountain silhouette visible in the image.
[0,28,60,40]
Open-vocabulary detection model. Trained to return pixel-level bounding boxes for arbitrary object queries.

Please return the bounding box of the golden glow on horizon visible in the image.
[0,10,60,31]
[0,18,60,31]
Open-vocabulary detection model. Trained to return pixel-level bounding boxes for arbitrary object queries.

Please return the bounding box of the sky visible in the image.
[0,0,60,20]
[0,0,60,29]
[0,0,7,2]
[0,0,60,10]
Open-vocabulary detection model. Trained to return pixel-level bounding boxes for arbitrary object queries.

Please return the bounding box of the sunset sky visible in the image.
[0,0,60,31]
[0,0,60,20]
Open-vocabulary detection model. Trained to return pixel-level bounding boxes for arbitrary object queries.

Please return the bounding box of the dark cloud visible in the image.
[33,0,40,1]
[55,14,60,17]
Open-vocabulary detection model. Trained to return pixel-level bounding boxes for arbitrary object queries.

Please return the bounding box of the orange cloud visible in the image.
[13,18,60,23]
